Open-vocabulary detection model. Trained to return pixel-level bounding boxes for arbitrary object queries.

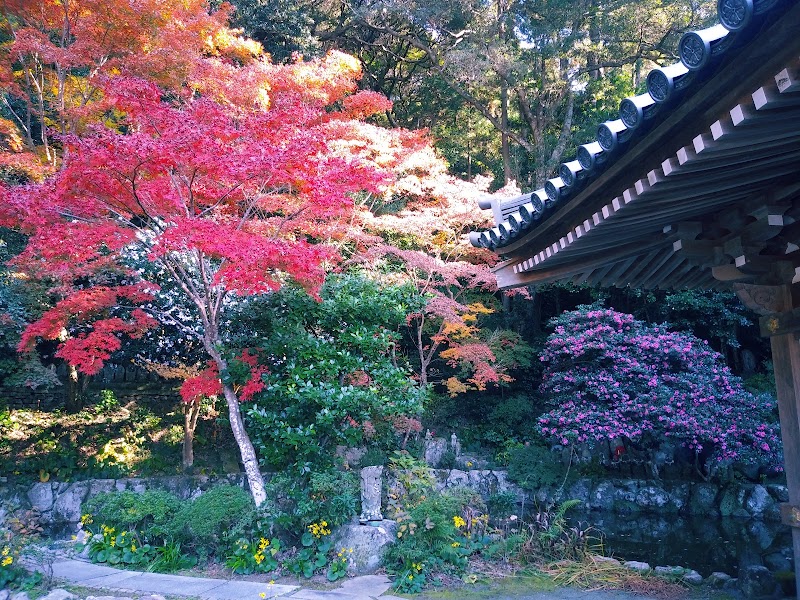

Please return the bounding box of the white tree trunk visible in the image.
[220,382,267,506]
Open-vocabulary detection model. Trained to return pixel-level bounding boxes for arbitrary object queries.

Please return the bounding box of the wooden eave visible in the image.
[490,0,800,291]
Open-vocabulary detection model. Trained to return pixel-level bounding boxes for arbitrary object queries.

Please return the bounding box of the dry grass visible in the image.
[541,555,690,599]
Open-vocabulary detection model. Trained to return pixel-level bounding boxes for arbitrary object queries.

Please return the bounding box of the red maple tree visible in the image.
[1,45,416,504]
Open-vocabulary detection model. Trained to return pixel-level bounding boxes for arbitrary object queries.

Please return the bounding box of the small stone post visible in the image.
[359,465,384,524]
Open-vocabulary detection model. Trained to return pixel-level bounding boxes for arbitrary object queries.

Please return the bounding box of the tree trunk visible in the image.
[203,336,267,506]
[64,362,84,413]
[220,382,267,506]
[183,399,201,471]
[500,82,512,184]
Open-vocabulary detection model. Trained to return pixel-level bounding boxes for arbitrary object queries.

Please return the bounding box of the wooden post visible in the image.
[769,331,800,596]
[737,283,800,594]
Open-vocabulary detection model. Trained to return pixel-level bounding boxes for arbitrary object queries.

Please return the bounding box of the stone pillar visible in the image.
[359,465,383,524]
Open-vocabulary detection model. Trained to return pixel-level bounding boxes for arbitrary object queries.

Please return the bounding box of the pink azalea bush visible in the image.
[536,305,783,478]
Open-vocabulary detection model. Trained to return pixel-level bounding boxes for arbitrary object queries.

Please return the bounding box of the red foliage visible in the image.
[180,362,223,403]
[8,40,417,380]
[236,350,268,402]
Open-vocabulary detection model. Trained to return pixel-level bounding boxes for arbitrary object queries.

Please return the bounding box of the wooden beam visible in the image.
[493,238,672,289]
[624,248,675,288]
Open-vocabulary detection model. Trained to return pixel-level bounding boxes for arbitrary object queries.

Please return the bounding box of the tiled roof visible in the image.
[470,0,788,252]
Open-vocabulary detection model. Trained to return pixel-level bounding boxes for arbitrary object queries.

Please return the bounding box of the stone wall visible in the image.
[2,363,180,410]
[0,474,248,527]
[433,470,787,521]
[0,470,788,528]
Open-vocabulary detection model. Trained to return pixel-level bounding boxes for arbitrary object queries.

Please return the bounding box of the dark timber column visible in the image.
[736,283,800,594]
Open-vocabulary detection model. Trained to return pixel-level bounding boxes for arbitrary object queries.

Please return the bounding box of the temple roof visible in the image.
[471,0,800,292]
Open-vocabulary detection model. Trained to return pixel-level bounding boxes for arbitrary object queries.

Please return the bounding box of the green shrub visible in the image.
[149,540,198,572]
[487,491,518,518]
[507,444,569,491]
[263,470,359,539]
[84,490,181,542]
[224,536,282,575]
[169,485,254,554]
[384,490,486,592]
[387,451,436,510]
[358,447,386,467]
[517,500,598,562]
[437,450,456,469]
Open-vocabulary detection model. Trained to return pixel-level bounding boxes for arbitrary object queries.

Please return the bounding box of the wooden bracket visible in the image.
[733,283,790,316]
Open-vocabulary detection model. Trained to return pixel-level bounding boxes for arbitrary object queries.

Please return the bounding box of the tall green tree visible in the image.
[228,0,715,186]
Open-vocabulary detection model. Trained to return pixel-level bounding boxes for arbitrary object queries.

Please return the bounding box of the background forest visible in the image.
[0,0,780,491]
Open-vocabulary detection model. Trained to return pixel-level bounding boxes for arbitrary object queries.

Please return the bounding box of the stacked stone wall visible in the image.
[1,363,179,410]
[0,470,787,527]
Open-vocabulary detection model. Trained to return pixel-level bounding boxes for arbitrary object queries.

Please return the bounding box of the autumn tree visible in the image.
[229,0,716,186]
[1,33,422,504]
[0,0,258,161]
[352,145,533,396]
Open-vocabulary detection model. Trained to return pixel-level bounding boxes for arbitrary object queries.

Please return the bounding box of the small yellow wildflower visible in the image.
[451,542,460,547]
[254,552,265,565]
[2,547,9,556]
[466,461,473,467]
[408,575,413,580]
[80,514,93,525]
[259,537,270,550]
[269,580,275,585]
[452,516,466,529]
[348,548,353,553]
[2,556,13,567]
[131,544,137,552]
[259,593,267,599]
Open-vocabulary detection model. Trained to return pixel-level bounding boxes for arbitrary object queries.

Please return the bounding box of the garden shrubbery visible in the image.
[536,305,783,479]
[169,485,254,556]
[78,474,361,580]
[84,489,181,542]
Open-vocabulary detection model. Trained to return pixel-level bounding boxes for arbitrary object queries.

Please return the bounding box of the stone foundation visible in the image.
[0,474,248,527]
[433,470,787,521]
[0,470,788,527]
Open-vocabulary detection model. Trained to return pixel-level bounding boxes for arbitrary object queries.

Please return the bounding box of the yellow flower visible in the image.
[2,556,13,567]
[407,575,413,580]
[254,552,264,564]
[1,547,9,556]
[80,514,93,525]
[260,593,266,599]
[259,537,270,550]
[348,548,353,553]
[452,516,466,529]
[131,544,137,552]
[269,580,275,585]
[451,542,460,547]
